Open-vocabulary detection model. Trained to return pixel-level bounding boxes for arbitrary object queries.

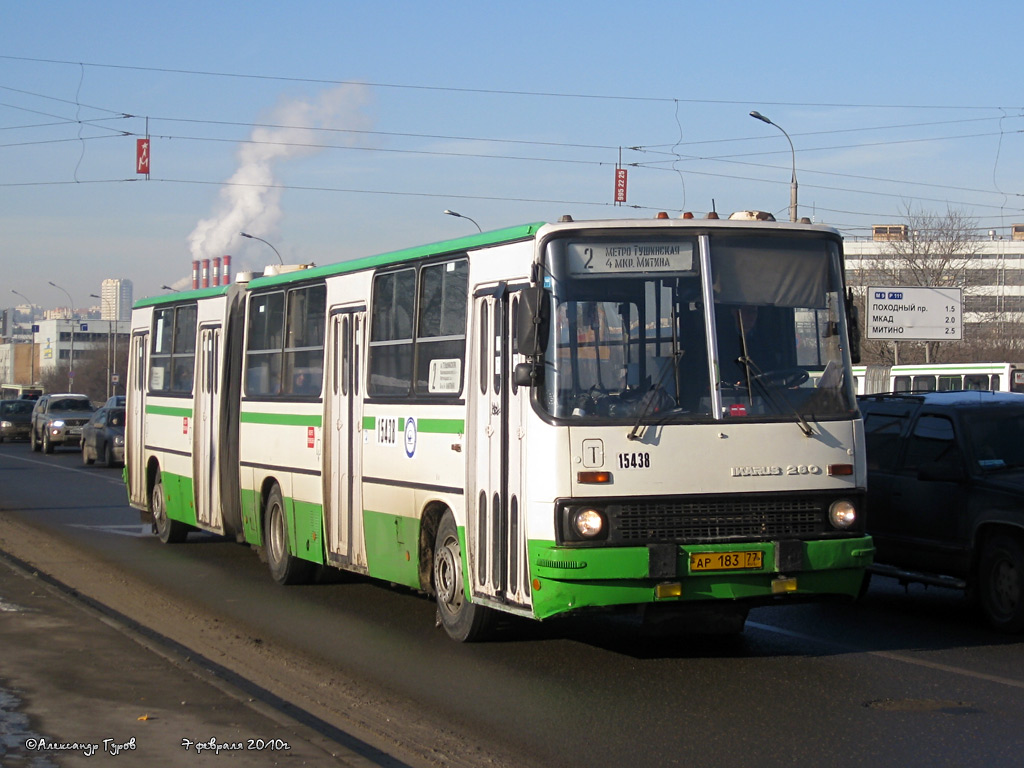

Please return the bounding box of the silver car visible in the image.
[30,394,96,453]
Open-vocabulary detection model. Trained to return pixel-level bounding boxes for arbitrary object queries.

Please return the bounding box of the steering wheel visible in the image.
[754,367,809,388]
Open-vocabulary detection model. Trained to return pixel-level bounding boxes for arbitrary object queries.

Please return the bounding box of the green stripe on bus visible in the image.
[240,412,323,427]
[360,416,463,434]
[418,419,464,434]
[146,405,193,418]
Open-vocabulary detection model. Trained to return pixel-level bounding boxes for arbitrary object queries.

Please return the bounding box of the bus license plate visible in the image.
[690,551,763,572]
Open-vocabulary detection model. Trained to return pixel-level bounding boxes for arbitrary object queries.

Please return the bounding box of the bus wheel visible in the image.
[433,511,495,642]
[978,533,1024,633]
[151,474,188,544]
[264,485,314,585]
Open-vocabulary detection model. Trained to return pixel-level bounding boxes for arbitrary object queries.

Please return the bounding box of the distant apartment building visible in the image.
[100,278,133,321]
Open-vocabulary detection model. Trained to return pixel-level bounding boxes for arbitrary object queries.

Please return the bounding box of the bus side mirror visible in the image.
[517,286,550,358]
[514,362,542,388]
[846,288,861,365]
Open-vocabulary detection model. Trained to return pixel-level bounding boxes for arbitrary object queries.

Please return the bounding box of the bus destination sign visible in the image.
[567,242,694,276]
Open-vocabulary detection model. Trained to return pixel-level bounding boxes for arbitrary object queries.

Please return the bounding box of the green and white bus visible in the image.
[851,362,1024,395]
[125,212,873,641]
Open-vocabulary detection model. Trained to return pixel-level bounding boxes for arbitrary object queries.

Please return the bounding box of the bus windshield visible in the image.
[538,232,856,423]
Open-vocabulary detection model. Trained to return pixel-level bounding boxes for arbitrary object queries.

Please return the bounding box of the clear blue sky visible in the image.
[3,0,1022,308]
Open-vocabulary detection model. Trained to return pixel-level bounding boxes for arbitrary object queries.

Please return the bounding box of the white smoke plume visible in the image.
[187,84,372,269]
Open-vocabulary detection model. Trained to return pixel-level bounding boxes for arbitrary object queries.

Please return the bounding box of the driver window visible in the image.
[903,414,959,471]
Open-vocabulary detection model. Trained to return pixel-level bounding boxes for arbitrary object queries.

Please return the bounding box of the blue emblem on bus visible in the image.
[405,417,417,458]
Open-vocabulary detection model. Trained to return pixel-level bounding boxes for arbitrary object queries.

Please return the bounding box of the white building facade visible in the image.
[100,278,134,321]
[844,229,1024,327]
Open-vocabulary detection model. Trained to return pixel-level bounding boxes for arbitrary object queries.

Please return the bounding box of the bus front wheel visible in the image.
[151,474,188,544]
[433,511,495,642]
[264,485,314,585]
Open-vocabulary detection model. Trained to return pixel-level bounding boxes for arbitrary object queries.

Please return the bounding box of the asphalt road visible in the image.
[1,441,1023,767]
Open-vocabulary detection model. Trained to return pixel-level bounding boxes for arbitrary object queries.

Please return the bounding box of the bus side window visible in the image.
[415,258,468,396]
[964,374,988,391]
[369,269,416,396]
[911,375,936,392]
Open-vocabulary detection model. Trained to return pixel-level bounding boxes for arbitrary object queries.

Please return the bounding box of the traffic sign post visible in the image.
[865,286,963,341]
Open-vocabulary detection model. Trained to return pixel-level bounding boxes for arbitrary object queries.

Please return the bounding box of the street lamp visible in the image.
[161,285,179,292]
[10,289,36,385]
[239,232,283,265]
[749,110,798,222]
[48,281,76,391]
[443,209,482,233]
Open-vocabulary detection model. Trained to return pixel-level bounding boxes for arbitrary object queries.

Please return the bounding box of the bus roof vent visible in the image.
[263,263,315,277]
[559,215,574,223]
[729,210,776,221]
[1013,224,1024,241]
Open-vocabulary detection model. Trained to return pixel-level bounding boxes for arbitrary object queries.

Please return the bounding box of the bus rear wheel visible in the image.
[433,511,495,642]
[264,485,314,585]
[151,474,188,544]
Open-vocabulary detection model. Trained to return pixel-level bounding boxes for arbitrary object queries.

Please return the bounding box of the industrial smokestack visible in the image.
[201,259,210,288]
[192,260,200,290]
[212,257,221,286]
[222,255,232,285]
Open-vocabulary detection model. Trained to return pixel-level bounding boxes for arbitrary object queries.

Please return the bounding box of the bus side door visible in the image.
[325,308,366,568]
[126,331,148,510]
[194,325,222,532]
[468,287,532,611]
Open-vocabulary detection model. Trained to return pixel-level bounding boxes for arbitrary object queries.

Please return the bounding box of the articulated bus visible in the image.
[852,362,1024,395]
[125,212,873,641]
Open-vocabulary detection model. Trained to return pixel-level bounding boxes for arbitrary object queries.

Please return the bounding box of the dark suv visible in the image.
[858,390,1024,632]
[30,393,95,454]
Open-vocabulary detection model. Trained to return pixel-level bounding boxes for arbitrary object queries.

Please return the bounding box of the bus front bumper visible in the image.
[527,536,874,621]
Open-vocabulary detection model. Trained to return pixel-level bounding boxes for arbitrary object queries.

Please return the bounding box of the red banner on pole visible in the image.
[614,167,627,203]
[136,139,150,174]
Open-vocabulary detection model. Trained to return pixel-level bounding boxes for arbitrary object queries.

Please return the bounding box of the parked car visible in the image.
[30,393,95,454]
[858,390,1024,632]
[0,399,34,442]
[80,405,126,467]
[104,395,126,408]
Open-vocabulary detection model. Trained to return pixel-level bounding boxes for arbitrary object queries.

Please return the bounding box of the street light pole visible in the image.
[49,281,76,391]
[443,209,482,232]
[750,110,798,222]
[10,289,36,386]
[90,293,112,400]
[239,232,283,264]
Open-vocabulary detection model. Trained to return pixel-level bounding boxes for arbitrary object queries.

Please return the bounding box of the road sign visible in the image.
[865,286,963,341]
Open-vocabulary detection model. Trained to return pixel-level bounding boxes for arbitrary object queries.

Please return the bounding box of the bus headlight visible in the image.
[573,508,605,539]
[828,500,857,530]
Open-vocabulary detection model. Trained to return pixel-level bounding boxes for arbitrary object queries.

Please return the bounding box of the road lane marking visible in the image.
[748,620,1024,690]
[0,452,125,485]
[67,524,153,538]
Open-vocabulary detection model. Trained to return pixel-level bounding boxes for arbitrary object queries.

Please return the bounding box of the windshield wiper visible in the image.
[736,354,814,438]
[628,310,683,442]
